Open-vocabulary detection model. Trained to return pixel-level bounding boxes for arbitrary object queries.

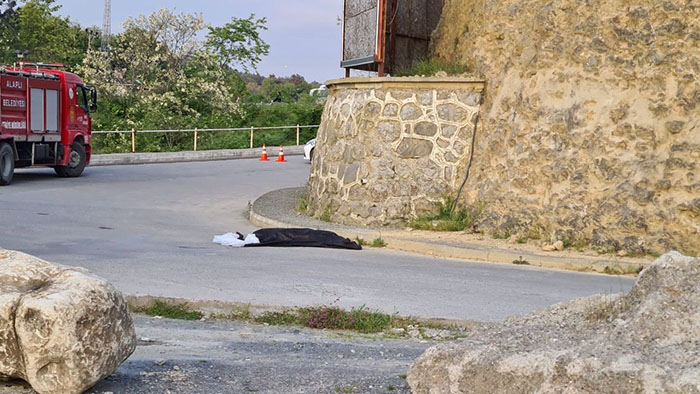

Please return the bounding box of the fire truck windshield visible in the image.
[76,85,89,113]
[76,85,97,114]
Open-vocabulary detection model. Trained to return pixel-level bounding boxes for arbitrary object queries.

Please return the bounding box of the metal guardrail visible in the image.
[92,125,320,152]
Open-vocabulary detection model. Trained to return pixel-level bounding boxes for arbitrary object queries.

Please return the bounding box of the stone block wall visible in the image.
[306,77,485,226]
[429,0,699,255]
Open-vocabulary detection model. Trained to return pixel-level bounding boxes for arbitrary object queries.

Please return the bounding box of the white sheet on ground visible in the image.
[213,232,260,247]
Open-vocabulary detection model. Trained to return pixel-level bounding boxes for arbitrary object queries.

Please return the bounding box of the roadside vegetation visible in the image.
[354,237,368,246]
[393,58,469,77]
[0,1,322,153]
[371,237,387,248]
[131,300,203,320]
[410,198,482,231]
[257,305,393,333]
[354,237,387,248]
[129,299,470,340]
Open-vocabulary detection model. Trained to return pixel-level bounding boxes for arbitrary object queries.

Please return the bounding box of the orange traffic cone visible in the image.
[276,145,286,162]
[259,144,269,161]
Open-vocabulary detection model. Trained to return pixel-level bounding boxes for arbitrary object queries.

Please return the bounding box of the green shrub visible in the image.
[139,300,203,320]
[410,199,481,231]
[255,305,394,333]
[394,58,469,77]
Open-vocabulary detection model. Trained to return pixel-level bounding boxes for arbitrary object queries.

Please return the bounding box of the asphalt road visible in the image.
[0,157,635,321]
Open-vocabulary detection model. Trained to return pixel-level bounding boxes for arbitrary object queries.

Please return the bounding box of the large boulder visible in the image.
[0,249,136,394]
[408,251,700,393]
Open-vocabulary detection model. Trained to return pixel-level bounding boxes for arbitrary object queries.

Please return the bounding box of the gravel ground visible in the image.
[1,315,436,394]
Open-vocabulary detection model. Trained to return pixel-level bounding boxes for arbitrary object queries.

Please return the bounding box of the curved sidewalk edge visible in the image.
[250,187,653,275]
[90,146,304,166]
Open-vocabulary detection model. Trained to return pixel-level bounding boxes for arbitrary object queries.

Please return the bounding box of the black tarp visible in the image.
[245,228,362,250]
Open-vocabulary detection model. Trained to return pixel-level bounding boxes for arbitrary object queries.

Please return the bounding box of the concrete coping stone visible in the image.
[326,77,487,92]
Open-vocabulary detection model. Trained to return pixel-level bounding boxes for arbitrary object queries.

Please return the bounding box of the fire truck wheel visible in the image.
[0,142,15,186]
[55,142,87,178]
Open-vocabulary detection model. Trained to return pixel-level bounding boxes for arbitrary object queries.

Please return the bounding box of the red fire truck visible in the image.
[0,63,97,185]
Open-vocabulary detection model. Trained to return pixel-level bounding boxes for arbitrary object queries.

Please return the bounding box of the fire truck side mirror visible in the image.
[88,86,98,112]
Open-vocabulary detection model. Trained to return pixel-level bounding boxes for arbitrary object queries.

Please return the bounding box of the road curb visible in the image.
[90,146,305,166]
[250,188,652,276]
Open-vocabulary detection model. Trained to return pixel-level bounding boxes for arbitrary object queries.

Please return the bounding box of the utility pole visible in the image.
[101,0,111,51]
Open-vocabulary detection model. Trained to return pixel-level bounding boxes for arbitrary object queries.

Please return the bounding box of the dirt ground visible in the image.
[1,315,439,394]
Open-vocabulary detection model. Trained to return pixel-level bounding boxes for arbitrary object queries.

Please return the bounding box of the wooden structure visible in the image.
[341,0,444,77]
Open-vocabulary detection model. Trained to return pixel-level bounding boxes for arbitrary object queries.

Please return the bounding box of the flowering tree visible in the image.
[79,9,248,137]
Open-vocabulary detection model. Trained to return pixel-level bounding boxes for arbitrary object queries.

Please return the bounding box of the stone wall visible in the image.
[430,0,700,255]
[306,77,485,226]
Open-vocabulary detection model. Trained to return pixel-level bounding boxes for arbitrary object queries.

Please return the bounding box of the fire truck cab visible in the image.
[0,63,96,185]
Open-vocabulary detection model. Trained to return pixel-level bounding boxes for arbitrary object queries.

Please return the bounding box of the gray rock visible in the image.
[382,103,399,117]
[400,103,423,121]
[0,250,136,394]
[396,138,434,159]
[378,120,401,142]
[437,104,468,122]
[408,252,700,393]
[415,122,438,137]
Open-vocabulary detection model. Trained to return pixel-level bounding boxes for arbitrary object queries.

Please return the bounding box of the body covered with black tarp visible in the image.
[245,228,362,250]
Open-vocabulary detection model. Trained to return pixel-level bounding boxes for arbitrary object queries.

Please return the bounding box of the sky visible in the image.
[54,0,344,83]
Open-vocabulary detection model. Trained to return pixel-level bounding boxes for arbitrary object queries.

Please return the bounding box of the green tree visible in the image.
[2,0,88,67]
[0,0,19,63]
[206,14,270,72]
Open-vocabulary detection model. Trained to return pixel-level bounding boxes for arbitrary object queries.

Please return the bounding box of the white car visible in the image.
[303,138,316,162]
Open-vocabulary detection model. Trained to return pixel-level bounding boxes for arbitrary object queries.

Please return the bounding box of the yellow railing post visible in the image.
[296,124,300,146]
[250,127,254,149]
[131,128,136,153]
[194,128,198,151]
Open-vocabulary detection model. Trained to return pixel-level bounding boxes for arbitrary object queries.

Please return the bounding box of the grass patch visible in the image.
[256,305,394,333]
[584,294,630,323]
[491,230,512,240]
[354,236,368,246]
[409,199,481,232]
[371,237,387,248]
[603,264,644,276]
[131,299,468,339]
[210,304,251,320]
[320,205,332,222]
[626,250,660,259]
[394,58,469,77]
[134,300,203,320]
[561,237,588,251]
[297,194,309,213]
[255,310,299,326]
[512,256,529,265]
